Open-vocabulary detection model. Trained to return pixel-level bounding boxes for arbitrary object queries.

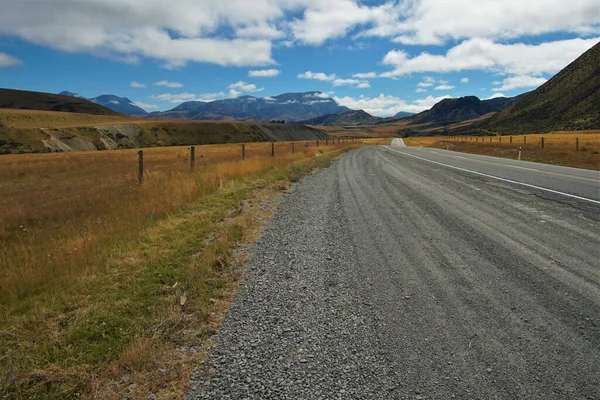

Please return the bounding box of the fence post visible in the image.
[317,140,319,147]
[138,150,144,184]
[524,136,527,144]
[242,144,245,160]
[190,146,195,170]
[306,141,309,148]
[271,142,275,157]
[510,136,512,144]
[292,142,295,153]
[499,137,502,143]
[576,137,579,150]
[490,137,492,143]
[541,137,544,148]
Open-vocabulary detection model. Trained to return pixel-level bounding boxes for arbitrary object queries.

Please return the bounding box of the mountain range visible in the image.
[59,91,147,115]
[300,109,382,126]
[145,91,351,122]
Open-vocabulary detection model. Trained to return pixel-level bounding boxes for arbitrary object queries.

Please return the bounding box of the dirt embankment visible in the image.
[1,121,329,153]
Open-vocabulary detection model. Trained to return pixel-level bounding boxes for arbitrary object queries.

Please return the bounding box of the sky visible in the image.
[0,0,599,117]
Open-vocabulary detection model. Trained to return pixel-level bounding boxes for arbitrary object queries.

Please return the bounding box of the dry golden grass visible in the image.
[404,131,600,170]
[0,138,381,398]
[0,108,138,129]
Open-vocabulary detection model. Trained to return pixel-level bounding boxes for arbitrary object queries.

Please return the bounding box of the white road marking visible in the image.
[383,146,600,205]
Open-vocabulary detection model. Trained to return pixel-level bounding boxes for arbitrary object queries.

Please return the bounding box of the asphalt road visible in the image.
[189,145,600,399]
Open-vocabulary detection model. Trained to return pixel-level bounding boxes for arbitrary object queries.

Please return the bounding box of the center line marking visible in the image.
[383,146,600,205]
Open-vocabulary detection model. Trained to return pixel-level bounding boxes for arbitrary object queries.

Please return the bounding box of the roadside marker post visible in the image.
[518,146,522,161]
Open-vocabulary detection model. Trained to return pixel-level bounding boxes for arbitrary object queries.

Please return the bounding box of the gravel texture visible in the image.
[188,146,600,400]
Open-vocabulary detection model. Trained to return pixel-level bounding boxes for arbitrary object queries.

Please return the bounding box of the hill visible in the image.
[0,108,328,154]
[407,94,525,128]
[394,111,415,118]
[482,41,600,134]
[146,91,351,122]
[0,89,122,116]
[300,110,381,126]
[59,91,148,115]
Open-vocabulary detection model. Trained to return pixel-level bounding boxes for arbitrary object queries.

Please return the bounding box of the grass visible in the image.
[404,131,600,170]
[0,138,383,399]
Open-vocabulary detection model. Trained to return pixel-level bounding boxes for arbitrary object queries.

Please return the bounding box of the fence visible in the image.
[441,134,598,152]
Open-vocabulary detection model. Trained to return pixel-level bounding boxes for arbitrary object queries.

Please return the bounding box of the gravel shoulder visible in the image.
[188,146,600,400]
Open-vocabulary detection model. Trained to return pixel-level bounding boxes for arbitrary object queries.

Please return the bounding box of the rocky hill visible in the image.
[300,110,381,126]
[146,91,351,122]
[482,41,600,134]
[59,91,148,115]
[0,89,122,116]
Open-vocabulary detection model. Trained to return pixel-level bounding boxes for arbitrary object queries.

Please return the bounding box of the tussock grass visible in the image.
[0,139,373,398]
[404,131,600,170]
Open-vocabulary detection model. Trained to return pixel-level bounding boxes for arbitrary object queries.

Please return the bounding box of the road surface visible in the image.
[189,145,600,400]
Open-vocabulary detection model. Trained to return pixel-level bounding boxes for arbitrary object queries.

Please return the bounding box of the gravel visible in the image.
[188,147,600,399]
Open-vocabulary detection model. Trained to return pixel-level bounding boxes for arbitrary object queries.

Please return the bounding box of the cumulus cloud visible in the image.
[154,80,183,88]
[416,88,426,93]
[228,81,263,92]
[297,71,337,81]
[334,93,451,116]
[248,68,280,77]
[492,75,547,91]
[435,81,454,90]
[363,0,600,45]
[150,93,200,103]
[352,72,377,79]
[130,81,146,88]
[382,37,600,77]
[133,101,158,109]
[460,77,469,83]
[333,78,367,87]
[0,52,22,67]
[417,76,436,87]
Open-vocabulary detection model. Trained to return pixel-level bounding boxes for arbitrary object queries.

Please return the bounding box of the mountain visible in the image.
[394,111,415,118]
[59,91,147,115]
[146,91,351,122]
[0,88,122,116]
[482,41,600,134]
[300,110,381,126]
[407,94,525,128]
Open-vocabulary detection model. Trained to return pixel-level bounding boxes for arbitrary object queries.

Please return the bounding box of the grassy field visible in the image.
[0,138,384,399]
[404,131,600,170]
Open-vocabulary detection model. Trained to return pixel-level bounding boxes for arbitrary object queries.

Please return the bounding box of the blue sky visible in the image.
[0,0,599,116]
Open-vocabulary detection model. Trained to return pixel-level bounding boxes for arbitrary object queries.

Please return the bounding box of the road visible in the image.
[189,144,600,399]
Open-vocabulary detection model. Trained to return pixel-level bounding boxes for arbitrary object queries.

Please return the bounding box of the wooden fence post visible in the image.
[242,144,245,160]
[524,136,527,144]
[190,146,195,170]
[541,137,544,148]
[510,136,512,144]
[576,137,579,150]
[271,142,275,157]
[306,141,309,148]
[138,150,144,184]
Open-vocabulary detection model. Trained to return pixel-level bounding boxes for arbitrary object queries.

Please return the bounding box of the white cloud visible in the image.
[416,88,426,93]
[492,75,547,91]
[417,76,436,87]
[352,72,377,79]
[130,81,146,88]
[460,77,469,83]
[382,37,600,77]
[434,84,454,90]
[154,80,183,88]
[228,81,263,92]
[228,89,242,98]
[363,0,600,45]
[236,23,285,39]
[150,93,201,103]
[248,68,280,77]
[357,82,371,89]
[485,93,506,100]
[133,101,158,109]
[334,93,451,116]
[297,71,337,81]
[0,52,22,67]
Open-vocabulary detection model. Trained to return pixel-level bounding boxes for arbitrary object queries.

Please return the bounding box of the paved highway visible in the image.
[190,144,600,399]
